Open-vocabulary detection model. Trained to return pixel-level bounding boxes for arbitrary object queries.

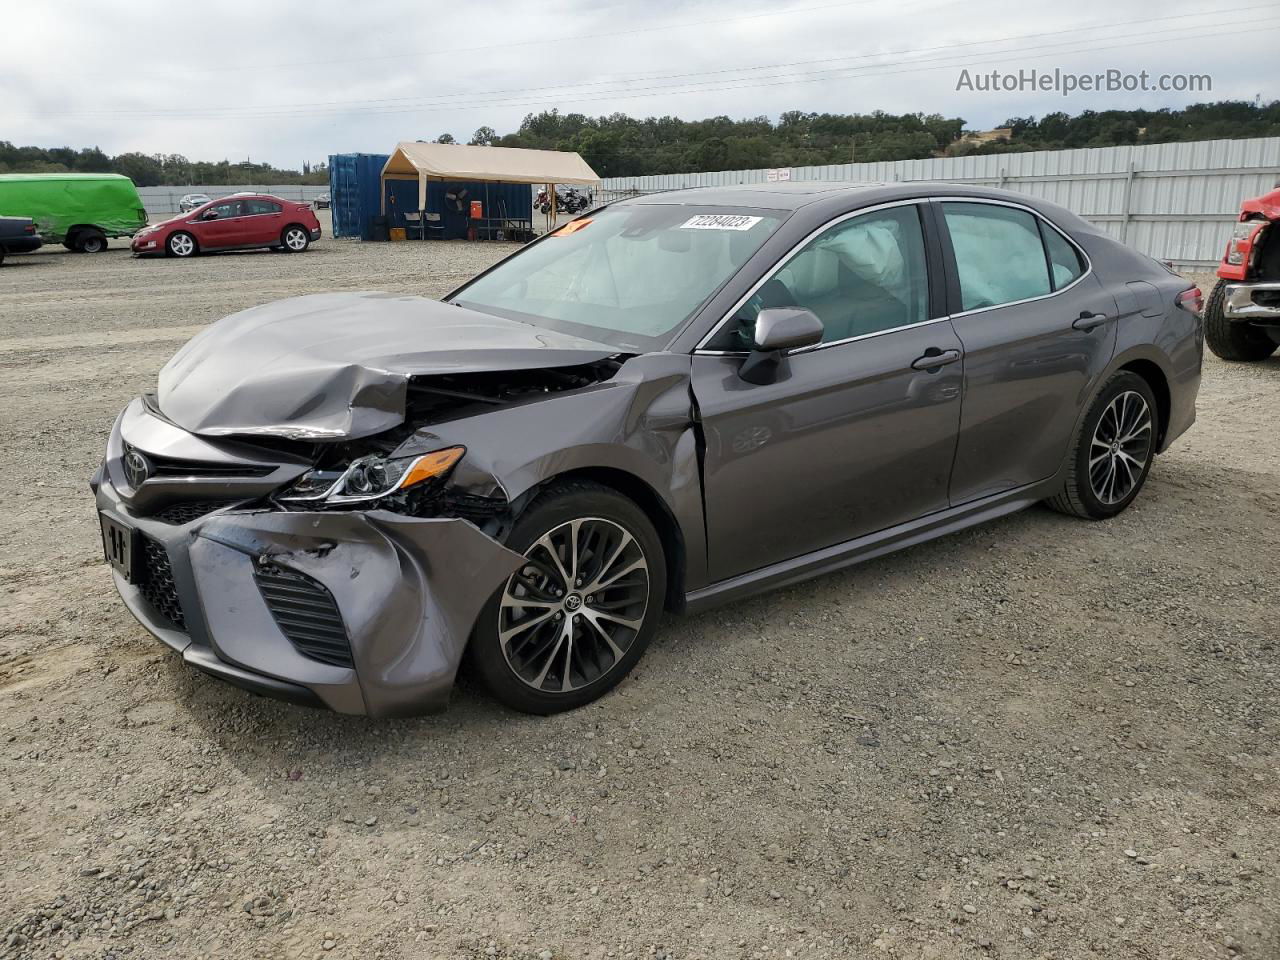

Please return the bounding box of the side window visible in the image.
[943,203,1051,311]
[243,198,281,216]
[209,201,242,219]
[716,204,928,349]
[1041,221,1085,290]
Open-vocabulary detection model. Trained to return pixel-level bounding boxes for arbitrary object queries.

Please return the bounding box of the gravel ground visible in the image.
[0,228,1276,960]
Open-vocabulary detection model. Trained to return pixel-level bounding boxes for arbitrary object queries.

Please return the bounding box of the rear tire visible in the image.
[281,225,310,252]
[468,480,667,715]
[1047,371,1158,520]
[76,230,108,253]
[1204,278,1277,361]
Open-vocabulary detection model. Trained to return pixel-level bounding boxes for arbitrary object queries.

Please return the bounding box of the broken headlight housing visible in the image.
[279,446,465,506]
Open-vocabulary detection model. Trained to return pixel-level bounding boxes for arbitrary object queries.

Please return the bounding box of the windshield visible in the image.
[452,204,785,350]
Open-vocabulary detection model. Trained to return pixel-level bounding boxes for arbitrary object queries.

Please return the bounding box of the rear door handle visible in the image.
[911,348,961,371]
[1072,310,1114,331]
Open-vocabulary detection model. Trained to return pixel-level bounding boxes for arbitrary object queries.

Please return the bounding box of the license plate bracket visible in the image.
[100,513,141,583]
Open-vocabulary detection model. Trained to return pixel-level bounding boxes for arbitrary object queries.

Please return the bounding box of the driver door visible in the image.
[194,199,247,250]
[691,202,965,583]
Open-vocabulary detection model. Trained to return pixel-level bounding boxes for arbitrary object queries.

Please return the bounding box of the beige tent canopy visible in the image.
[381,141,599,212]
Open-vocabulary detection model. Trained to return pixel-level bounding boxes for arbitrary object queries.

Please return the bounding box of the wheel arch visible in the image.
[521,466,688,613]
[1116,356,1171,450]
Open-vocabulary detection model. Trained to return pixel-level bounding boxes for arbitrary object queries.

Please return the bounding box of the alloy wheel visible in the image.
[285,228,308,251]
[498,517,649,694]
[170,234,195,257]
[1089,390,1152,505]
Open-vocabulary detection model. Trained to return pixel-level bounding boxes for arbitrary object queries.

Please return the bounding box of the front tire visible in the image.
[1047,371,1158,520]
[167,231,197,258]
[281,225,310,252]
[1204,278,1277,361]
[469,481,667,715]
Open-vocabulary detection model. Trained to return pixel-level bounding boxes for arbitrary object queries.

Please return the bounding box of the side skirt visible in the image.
[683,477,1059,615]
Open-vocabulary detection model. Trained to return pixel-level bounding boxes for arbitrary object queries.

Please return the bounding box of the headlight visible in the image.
[1225,220,1266,266]
[279,446,464,506]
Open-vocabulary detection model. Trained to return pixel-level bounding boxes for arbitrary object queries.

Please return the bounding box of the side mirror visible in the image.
[739,307,824,384]
[200,210,218,221]
[752,307,824,351]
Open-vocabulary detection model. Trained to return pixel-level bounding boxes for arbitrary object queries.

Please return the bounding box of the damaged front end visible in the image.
[92,397,533,716]
[91,292,692,715]
[1218,188,1280,325]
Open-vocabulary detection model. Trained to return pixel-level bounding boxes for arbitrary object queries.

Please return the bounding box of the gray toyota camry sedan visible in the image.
[92,182,1203,716]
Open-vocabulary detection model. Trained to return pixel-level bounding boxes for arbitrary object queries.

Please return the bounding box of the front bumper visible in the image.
[94,402,523,717]
[131,234,163,256]
[1224,282,1280,321]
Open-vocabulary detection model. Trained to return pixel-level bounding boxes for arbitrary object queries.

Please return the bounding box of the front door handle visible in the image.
[1072,310,1114,331]
[911,348,961,371]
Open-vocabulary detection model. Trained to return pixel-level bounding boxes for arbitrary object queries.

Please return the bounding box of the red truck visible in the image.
[1204,185,1280,361]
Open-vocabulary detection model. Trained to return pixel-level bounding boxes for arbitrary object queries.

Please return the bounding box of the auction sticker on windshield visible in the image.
[680,214,763,230]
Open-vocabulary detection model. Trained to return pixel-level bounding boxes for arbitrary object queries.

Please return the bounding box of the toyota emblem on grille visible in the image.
[124,449,153,488]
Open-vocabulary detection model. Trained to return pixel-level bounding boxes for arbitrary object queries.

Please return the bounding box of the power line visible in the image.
[32,6,1272,121]
[59,18,1275,123]
[159,0,888,76]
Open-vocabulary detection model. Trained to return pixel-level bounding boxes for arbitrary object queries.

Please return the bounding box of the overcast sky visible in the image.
[3,0,1275,168]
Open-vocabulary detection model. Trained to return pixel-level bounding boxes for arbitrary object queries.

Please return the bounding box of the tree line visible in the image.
[3,100,1276,185]
[0,144,327,187]
[445,100,1280,178]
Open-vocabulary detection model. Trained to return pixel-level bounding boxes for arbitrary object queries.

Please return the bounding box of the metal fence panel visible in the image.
[598,137,1280,266]
[138,184,329,217]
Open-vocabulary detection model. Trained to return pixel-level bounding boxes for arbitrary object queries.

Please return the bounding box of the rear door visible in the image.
[240,197,284,245]
[691,201,966,582]
[935,200,1118,504]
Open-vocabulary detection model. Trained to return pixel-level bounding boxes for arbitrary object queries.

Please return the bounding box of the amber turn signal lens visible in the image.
[398,447,465,490]
[552,218,592,236]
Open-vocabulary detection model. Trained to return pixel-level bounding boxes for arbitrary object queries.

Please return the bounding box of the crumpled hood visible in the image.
[157,291,620,440]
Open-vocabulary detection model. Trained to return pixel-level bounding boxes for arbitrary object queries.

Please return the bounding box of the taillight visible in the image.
[23,223,35,234]
[1176,286,1203,315]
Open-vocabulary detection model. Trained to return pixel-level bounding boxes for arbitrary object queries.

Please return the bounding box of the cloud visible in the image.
[1,0,1271,167]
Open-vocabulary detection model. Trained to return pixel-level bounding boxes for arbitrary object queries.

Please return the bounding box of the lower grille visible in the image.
[138,536,186,629]
[254,565,353,668]
[152,500,234,525]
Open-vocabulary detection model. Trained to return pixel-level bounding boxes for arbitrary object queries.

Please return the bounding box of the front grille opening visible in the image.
[151,500,236,525]
[138,536,186,630]
[254,565,353,669]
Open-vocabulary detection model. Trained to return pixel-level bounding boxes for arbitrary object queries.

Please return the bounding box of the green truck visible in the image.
[0,173,147,252]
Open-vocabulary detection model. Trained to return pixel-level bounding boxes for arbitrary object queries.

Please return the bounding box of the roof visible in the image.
[621,180,1099,235]
[626,181,889,210]
[381,142,599,185]
[0,173,134,183]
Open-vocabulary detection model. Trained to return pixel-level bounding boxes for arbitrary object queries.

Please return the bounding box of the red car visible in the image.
[131,194,321,258]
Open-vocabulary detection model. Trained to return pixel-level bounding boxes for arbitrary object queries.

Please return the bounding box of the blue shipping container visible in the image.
[329,153,389,240]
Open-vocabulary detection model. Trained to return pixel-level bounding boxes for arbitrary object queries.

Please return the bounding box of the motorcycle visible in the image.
[535,187,592,215]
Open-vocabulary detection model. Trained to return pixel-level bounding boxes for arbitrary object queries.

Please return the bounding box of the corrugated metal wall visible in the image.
[599,137,1280,267]
[329,153,389,240]
[138,184,328,217]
